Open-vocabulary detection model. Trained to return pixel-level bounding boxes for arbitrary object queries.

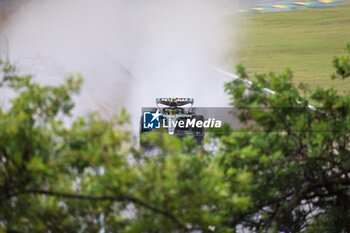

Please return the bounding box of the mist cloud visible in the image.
[2,0,240,130]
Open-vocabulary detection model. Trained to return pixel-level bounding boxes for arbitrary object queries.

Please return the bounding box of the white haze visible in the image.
[1,0,241,132]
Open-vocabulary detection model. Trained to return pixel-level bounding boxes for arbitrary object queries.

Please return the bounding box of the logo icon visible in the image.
[143,110,161,129]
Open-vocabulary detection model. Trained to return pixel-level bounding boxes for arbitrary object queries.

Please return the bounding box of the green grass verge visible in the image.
[236,3,350,94]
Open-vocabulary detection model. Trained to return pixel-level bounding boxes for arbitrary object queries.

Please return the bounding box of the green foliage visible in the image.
[331,42,350,80]
[0,61,236,232]
[220,45,350,231]
[1,43,350,232]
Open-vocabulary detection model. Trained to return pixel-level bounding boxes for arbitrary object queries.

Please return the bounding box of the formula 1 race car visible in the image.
[140,98,205,145]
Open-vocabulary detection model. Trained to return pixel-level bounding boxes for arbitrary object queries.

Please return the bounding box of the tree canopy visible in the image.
[1,43,350,232]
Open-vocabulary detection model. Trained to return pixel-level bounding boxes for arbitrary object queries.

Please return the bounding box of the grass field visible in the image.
[236,3,350,94]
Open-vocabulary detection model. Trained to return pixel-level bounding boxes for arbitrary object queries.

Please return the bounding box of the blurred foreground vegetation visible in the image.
[1,44,350,232]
